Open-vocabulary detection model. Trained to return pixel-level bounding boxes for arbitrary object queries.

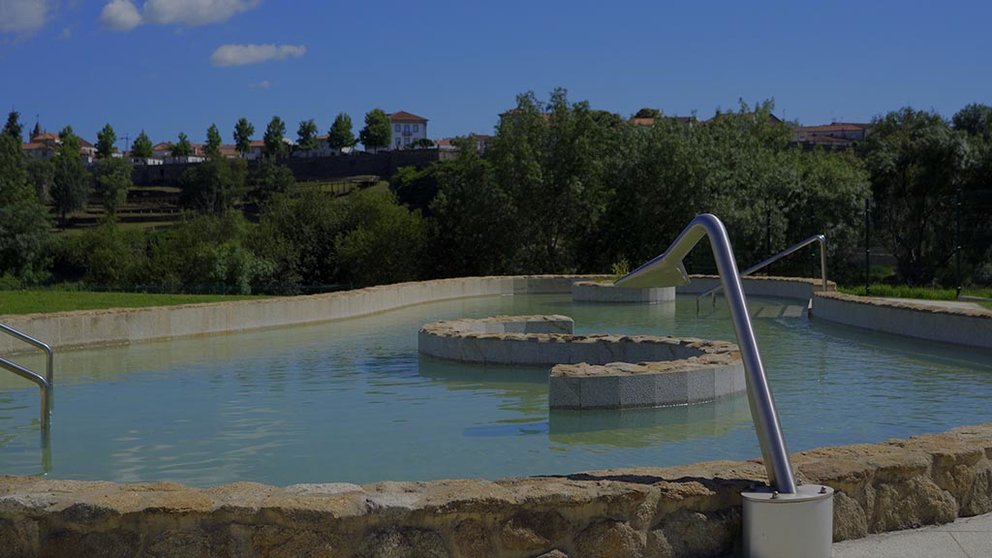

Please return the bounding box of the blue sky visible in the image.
[1,0,990,147]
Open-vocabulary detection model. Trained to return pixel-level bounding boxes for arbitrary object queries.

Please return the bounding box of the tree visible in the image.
[952,103,992,139]
[233,118,255,158]
[336,188,426,286]
[132,130,153,158]
[30,120,41,141]
[93,157,133,215]
[296,119,318,151]
[180,157,246,215]
[263,116,287,159]
[26,158,54,203]
[633,107,661,120]
[860,108,967,284]
[408,138,435,149]
[327,113,356,150]
[51,126,91,227]
[248,158,295,202]
[96,123,116,159]
[3,111,23,142]
[0,133,50,279]
[171,132,193,157]
[359,109,391,152]
[206,123,223,157]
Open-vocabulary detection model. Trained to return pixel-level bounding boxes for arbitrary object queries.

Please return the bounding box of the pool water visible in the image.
[2,294,991,486]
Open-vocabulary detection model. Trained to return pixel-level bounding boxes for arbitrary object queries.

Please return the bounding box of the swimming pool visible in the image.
[2,293,991,487]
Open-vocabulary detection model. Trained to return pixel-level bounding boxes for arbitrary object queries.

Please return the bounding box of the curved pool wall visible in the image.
[2,424,992,557]
[812,291,992,349]
[0,275,600,356]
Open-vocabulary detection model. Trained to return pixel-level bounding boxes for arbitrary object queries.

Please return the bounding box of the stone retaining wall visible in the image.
[0,276,601,356]
[2,423,991,557]
[811,291,992,349]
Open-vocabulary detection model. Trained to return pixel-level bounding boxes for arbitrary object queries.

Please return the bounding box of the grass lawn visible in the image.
[0,290,271,315]
[838,284,992,310]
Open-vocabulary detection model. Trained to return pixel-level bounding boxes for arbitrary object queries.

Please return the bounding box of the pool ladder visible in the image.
[695,234,828,316]
[0,323,53,435]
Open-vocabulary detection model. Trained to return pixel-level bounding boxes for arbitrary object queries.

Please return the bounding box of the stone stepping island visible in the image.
[418,315,744,410]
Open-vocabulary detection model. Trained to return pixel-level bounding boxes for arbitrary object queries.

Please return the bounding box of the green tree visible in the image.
[427,138,518,276]
[633,107,661,119]
[359,108,391,152]
[206,123,223,157]
[3,111,23,142]
[26,158,54,203]
[860,107,967,284]
[296,119,318,151]
[51,126,91,227]
[336,188,426,286]
[0,134,50,279]
[252,190,348,291]
[263,116,287,159]
[132,130,153,158]
[327,112,356,150]
[64,219,147,289]
[952,103,992,139]
[30,121,42,141]
[171,132,193,157]
[96,123,117,159]
[93,157,133,215]
[248,158,295,202]
[233,117,255,158]
[180,157,245,215]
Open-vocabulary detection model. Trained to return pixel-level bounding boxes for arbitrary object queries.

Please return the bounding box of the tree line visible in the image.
[1,91,990,293]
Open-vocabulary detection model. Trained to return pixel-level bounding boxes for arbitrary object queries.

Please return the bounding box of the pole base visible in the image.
[742,484,833,558]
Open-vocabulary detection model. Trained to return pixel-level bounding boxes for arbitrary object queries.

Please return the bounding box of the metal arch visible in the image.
[615,214,798,493]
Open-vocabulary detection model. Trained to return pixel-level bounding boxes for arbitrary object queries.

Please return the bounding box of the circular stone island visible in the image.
[571,280,676,303]
[418,315,743,410]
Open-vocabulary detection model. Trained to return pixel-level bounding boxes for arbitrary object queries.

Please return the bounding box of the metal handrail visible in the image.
[616,214,797,493]
[695,234,827,315]
[0,323,53,432]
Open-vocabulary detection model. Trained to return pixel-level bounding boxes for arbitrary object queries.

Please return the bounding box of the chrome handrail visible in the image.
[695,234,827,315]
[616,214,797,493]
[0,323,53,432]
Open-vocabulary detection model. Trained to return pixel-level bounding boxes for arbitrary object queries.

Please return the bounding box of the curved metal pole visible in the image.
[0,323,54,432]
[696,234,828,312]
[616,214,798,493]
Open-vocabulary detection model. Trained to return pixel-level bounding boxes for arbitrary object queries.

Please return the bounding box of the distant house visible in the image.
[630,116,695,127]
[151,142,172,159]
[792,122,870,149]
[292,134,352,158]
[388,111,428,150]
[22,131,97,162]
[435,133,493,153]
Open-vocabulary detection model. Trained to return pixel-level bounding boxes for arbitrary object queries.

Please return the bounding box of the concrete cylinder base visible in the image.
[742,484,834,558]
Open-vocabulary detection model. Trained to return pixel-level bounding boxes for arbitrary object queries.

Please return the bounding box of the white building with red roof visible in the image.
[388,111,428,150]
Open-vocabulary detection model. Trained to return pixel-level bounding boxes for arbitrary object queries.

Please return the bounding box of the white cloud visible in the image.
[100,0,141,31]
[249,80,271,89]
[211,43,305,67]
[100,0,259,31]
[0,0,51,34]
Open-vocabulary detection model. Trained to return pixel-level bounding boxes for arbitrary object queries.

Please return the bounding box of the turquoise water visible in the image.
[2,294,991,487]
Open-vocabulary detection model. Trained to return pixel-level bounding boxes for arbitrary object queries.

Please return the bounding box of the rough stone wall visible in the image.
[3,424,992,557]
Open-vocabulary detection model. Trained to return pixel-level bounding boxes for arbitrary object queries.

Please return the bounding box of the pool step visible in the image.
[749,304,806,319]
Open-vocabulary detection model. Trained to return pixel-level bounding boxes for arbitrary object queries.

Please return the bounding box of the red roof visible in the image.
[389,111,428,123]
[152,142,171,151]
[32,132,58,142]
[21,142,51,151]
[631,117,655,126]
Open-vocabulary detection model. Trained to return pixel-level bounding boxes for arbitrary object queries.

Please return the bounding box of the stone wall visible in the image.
[2,423,991,557]
[811,291,992,349]
[572,282,676,304]
[0,276,599,356]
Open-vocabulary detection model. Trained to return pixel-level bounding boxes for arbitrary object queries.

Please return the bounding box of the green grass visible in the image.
[0,290,271,315]
[838,284,992,310]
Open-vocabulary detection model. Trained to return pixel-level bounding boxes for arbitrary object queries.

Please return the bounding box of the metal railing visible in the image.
[695,234,827,315]
[616,214,797,493]
[0,323,53,433]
